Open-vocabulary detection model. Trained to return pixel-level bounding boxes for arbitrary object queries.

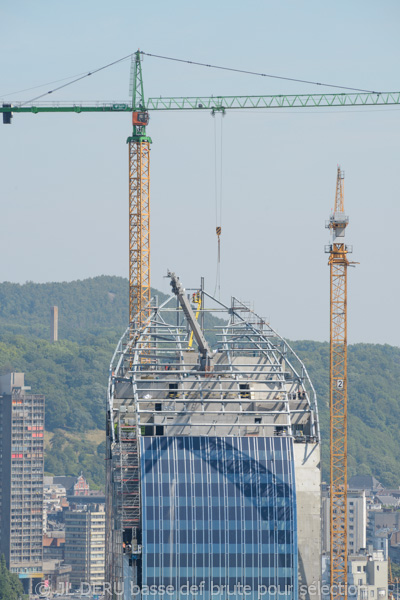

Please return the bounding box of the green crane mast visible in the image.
[126,51,152,331]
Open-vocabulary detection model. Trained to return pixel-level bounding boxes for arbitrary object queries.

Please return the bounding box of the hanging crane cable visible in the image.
[213,109,224,299]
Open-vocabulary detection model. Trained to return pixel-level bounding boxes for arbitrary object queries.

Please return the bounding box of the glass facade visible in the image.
[140,436,297,600]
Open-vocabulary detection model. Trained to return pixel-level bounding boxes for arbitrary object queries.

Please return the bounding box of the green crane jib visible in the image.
[2,91,400,123]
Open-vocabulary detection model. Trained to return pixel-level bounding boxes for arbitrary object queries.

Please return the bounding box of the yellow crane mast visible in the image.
[326,167,352,600]
[128,52,151,331]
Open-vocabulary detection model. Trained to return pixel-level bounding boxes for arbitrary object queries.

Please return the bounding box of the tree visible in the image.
[0,554,26,600]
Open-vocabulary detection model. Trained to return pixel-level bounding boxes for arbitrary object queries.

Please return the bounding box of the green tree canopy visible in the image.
[0,555,26,600]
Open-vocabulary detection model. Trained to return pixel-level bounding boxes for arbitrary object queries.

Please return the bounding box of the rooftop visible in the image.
[108,277,319,440]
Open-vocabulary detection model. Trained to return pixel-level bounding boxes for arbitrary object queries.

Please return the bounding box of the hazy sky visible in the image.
[1,1,400,345]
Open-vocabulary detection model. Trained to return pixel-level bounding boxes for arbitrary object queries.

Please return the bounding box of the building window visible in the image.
[357,566,362,572]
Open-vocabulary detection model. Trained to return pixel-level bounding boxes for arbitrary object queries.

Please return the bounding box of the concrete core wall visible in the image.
[294,442,321,600]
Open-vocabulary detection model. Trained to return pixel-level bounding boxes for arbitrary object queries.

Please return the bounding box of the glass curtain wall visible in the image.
[140,436,297,600]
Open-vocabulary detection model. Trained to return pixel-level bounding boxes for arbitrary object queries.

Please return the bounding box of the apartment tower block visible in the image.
[0,372,45,583]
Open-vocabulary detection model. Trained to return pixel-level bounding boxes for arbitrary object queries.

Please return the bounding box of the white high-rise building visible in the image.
[322,490,367,554]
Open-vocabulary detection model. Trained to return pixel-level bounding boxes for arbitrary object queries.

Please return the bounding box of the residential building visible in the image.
[54,473,90,497]
[43,478,67,533]
[372,532,389,560]
[322,490,367,554]
[0,372,44,587]
[348,550,388,600]
[389,531,400,564]
[65,504,105,589]
[43,533,65,561]
[42,559,71,595]
[375,496,400,509]
[367,508,400,559]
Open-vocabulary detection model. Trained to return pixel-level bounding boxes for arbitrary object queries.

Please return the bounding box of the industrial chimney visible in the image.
[51,306,58,342]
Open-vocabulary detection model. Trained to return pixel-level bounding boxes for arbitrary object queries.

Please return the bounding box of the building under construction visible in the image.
[106,272,321,600]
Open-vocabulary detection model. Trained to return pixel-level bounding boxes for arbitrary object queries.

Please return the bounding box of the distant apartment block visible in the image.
[65,504,105,589]
[322,549,388,600]
[0,372,44,581]
[348,550,388,600]
[43,533,65,562]
[368,508,400,556]
[322,490,367,554]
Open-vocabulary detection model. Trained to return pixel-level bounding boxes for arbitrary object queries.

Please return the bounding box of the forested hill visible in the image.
[291,340,400,488]
[0,277,399,488]
[0,276,142,341]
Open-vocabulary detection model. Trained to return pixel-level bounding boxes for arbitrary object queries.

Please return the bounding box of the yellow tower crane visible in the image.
[128,52,151,331]
[326,167,353,600]
[3,56,398,339]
